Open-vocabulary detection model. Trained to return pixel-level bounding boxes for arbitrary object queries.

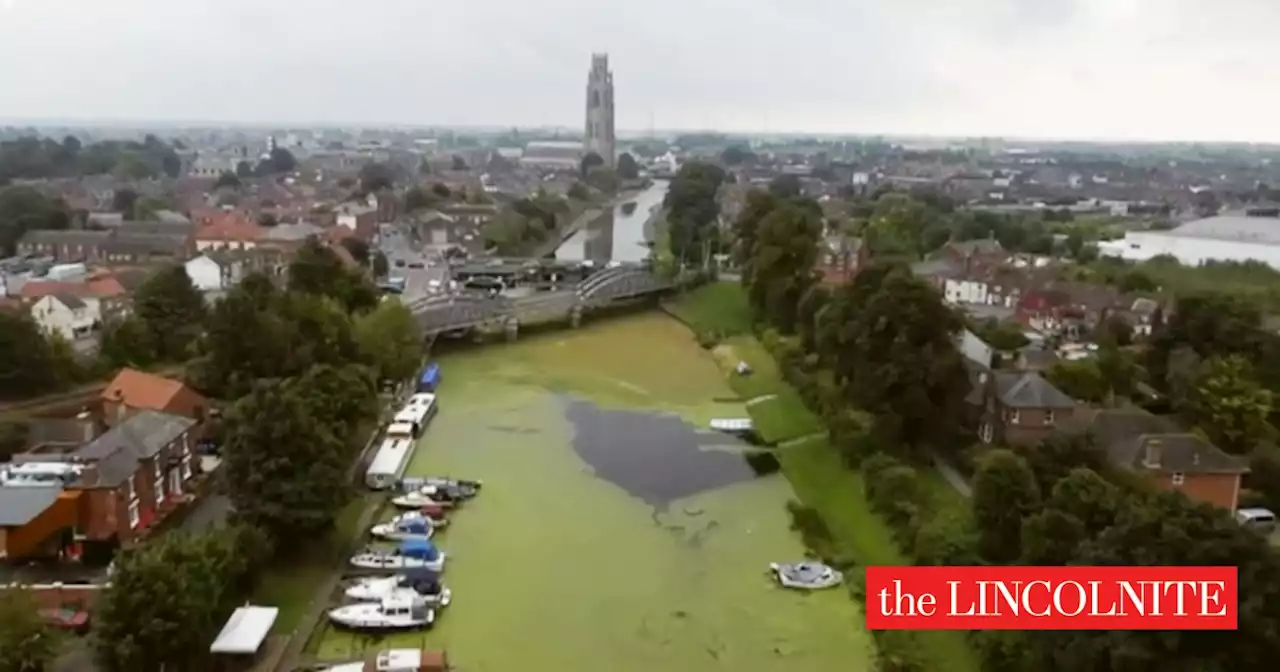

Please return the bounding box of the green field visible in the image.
[314,314,873,672]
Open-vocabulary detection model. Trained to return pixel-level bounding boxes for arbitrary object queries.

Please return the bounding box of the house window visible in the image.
[128,499,140,529]
[979,422,994,444]
[1172,472,1185,486]
[182,446,192,480]
[1045,410,1055,425]
[1010,410,1021,425]
[153,460,164,503]
[128,474,137,501]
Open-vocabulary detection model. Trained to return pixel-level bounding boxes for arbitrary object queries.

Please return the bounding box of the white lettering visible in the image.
[1053,580,1087,617]
[993,580,1020,616]
[1022,580,1051,617]
[949,580,974,616]
[1199,581,1226,617]
[917,592,937,617]
[1167,580,1193,616]
[1089,581,1118,616]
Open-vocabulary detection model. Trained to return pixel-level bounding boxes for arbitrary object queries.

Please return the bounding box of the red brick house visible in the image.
[815,234,868,286]
[1079,408,1248,511]
[0,410,202,561]
[972,370,1079,446]
[101,368,209,426]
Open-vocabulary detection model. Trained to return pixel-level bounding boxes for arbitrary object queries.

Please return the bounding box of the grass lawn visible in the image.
[664,282,754,336]
[251,496,370,633]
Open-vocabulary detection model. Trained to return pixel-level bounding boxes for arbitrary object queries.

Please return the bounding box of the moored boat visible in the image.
[345,570,451,605]
[370,512,443,541]
[391,486,461,510]
[327,593,435,631]
[350,539,446,572]
[769,561,843,590]
[397,477,482,498]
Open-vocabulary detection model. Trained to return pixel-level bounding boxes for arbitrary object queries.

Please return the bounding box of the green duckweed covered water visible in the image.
[317,314,873,671]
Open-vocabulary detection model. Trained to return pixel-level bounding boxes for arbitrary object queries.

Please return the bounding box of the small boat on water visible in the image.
[621,201,638,215]
[317,648,451,672]
[345,570,451,605]
[769,561,843,590]
[397,477,482,498]
[350,539,446,572]
[328,593,435,631]
[391,486,461,510]
[371,512,445,541]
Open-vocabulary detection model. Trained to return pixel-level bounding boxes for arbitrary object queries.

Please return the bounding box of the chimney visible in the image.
[1143,438,1162,469]
[76,409,96,443]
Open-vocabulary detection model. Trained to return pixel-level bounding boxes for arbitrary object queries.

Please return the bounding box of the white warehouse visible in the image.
[1102,215,1280,270]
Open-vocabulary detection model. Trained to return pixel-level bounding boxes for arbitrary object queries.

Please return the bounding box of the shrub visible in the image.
[785,499,833,555]
[913,508,982,566]
[873,629,931,672]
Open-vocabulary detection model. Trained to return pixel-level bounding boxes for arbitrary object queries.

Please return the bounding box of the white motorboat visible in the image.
[769,561,843,590]
[350,540,446,572]
[345,571,452,606]
[370,512,444,541]
[328,593,435,631]
[391,486,460,510]
[398,477,482,498]
[317,648,450,672]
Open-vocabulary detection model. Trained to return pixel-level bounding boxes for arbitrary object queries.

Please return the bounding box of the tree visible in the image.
[292,364,378,439]
[768,175,803,199]
[0,186,70,255]
[1020,468,1120,565]
[971,448,1041,563]
[747,202,822,332]
[0,311,66,399]
[268,147,297,173]
[430,182,451,199]
[354,301,423,383]
[721,144,755,165]
[450,155,468,171]
[664,161,725,268]
[567,182,591,201]
[288,239,378,313]
[731,188,782,283]
[0,588,58,672]
[587,167,620,194]
[372,250,390,278]
[98,315,157,369]
[94,526,268,672]
[340,237,371,266]
[235,160,254,178]
[111,188,138,217]
[616,152,640,180]
[359,162,395,193]
[970,318,1029,351]
[1045,358,1108,404]
[1188,355,1274,453]
[404,186,435,212]
[213,171,240,190]
[580,151,604,177]
[132,264,207,361]
[221,380,350,543]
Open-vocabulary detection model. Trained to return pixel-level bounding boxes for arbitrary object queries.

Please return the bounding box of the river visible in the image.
[555,180,670,263]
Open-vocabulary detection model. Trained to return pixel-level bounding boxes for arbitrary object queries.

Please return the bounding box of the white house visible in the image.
[184,254,243,292]
[30,294,98,340]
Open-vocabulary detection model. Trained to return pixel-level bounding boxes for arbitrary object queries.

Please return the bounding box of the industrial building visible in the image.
[1102,214,1280,269]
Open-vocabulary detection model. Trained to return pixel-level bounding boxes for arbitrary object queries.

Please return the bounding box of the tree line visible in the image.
[0,134,182,184]
[716,170,1280,672]
[0,239,424,671]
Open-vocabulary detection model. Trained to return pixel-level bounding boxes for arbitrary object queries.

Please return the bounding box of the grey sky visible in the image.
[1,0,1277,141]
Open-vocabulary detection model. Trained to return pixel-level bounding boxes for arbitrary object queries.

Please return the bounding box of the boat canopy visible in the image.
[398,515,430,533]
[400,539,439,559]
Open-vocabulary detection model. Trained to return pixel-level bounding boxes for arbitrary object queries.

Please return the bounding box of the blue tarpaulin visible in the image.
[417,363,441,392]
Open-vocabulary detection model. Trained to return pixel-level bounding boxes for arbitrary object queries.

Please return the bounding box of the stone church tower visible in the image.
[584,53,616,168]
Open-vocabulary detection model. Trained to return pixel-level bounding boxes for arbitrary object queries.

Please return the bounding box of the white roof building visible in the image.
[1110,214,1280,270]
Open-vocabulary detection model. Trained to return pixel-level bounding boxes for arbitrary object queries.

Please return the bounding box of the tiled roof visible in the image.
[1083,408,1249,475]
[196,213,264,242]
[101,369,191,414]
[20,277,126,300]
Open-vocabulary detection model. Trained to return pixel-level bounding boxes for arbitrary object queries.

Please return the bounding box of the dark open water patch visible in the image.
[564,397,767,509]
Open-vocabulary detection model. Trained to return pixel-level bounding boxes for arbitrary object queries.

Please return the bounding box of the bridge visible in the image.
[407,265,677,337]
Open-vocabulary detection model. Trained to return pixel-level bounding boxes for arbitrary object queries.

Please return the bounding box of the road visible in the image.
[377,223,454,302]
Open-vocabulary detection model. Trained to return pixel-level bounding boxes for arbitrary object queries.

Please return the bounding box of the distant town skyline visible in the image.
[2,0,1278,143]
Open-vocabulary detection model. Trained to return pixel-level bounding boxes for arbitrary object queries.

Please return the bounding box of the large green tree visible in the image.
[746,202,823,332]
[291,363,378,440]
[664,161,725,267]
[0,311,68,399]
[354,300,423,383]
[971,448,1041,563]
[221,379,350,544]
[93,526,268,672]
[0,589,58,672]
[731,188,782,284]
[132,263,207,361]
[287,239,379,313]
[1187,355,1274,453]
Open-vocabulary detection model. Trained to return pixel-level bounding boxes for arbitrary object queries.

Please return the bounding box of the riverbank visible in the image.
[664,284,982,672]
[312,313,873,671]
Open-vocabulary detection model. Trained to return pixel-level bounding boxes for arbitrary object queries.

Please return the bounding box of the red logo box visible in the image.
[864,566,1237,630]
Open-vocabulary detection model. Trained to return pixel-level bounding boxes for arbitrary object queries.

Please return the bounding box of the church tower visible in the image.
[584,53,616,168]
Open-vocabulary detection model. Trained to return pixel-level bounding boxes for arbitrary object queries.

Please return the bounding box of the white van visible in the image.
[1236,507,1276,533]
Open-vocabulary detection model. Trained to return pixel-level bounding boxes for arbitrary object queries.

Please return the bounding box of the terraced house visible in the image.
[0,370,209,563]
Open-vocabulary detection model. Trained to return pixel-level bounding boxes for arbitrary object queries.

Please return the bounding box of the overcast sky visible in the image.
[0,0,1275,142]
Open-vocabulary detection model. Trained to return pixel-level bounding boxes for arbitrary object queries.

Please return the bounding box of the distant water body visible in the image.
[555,179,669,263]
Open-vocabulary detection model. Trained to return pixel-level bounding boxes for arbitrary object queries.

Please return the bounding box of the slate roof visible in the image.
[74,410,195,487]
[0,486,63,526]
[992,371,1077,409]
[1084,408,1249,475]
[52,293,86,310]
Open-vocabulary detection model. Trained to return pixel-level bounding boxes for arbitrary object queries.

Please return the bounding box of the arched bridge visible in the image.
[409,265,676,335]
